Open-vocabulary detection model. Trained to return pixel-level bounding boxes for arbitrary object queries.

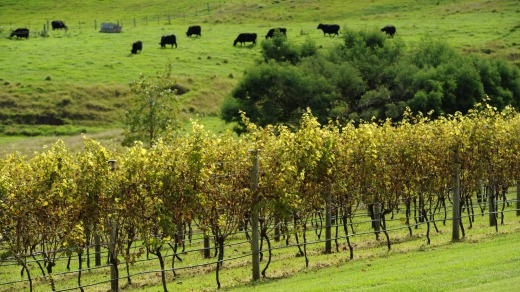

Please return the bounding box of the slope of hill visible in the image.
[0,0,518,143]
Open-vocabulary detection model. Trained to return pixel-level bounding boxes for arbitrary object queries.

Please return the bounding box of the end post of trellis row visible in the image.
[452,152,461,242]
[249,149,260,281]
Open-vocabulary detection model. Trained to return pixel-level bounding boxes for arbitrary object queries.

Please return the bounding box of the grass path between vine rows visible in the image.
[225,228,520,292]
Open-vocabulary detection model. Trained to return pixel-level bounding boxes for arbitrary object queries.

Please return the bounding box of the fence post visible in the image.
[95,234,101,266]
[452,156,461,241]
[107,159,119,292]
[324,189,332,254]
[517,180,520,216]
[109,221,118,292]
[94,20,97,30]
[488,183,497,226]
[133,18,136,27]
[203,234,211,258]
[374,202,381,235]
[250,150,260,281]
[207,3,210,12]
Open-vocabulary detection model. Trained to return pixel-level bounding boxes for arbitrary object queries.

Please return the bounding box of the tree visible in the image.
[123,65,180,147]
[223,28,520,132]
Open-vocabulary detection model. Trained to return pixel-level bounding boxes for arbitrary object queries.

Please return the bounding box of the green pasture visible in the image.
[0,0,518,144]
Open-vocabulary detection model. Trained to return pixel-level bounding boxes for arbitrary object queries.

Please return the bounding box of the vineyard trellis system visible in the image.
[2,105,520,291]
[1,198,518,291]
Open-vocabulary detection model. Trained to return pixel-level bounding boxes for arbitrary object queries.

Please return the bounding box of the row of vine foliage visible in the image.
[1,103,520,290]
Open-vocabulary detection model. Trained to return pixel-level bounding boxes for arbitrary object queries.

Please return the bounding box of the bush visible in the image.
[223,28,520,131]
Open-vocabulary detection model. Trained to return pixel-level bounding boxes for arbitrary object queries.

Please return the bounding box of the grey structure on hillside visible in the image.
[100,23,122,33]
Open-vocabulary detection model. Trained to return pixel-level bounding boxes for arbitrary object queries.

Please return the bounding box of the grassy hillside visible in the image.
[0,0,518,146]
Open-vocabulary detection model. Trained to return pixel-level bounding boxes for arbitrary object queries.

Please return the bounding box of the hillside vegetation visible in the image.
[0,0,518,142]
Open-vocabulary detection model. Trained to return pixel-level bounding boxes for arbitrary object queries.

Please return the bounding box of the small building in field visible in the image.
[100,22,121,33]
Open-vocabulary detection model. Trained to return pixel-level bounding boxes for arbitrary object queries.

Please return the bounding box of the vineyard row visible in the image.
[1,105,520,290]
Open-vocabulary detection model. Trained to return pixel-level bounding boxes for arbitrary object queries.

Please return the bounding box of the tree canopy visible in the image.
[123,66,181,147]
[221,28,520,133]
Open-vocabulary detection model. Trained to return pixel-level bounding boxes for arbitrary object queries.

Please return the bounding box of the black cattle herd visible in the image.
[7,21,397,54]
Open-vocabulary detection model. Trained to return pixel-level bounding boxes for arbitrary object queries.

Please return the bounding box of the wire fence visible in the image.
[1,193,518,291]
[0,0,318,33]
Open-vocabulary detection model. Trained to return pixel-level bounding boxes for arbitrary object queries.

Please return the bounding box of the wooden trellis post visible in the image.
[250,150,260,281]
[452,154,461,241]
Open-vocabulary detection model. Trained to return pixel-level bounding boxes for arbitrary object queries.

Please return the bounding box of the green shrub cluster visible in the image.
[222,28,520,132]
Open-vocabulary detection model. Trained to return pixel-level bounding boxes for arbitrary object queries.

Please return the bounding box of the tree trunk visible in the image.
[293,215,304,257]
[77,250,85,292]
[46,262,56,291]
[21,262,33,292]
[405,199,412,236]
[30,244,46,277]
[488,185,497,227]
[260,230,272,277]
[157,250,168,292]
[422,208,430,245]
[342,214,354,259]
[325,192,332,254]
[215,236,225,289]
[302,223,309,268]
[380,212,391,251]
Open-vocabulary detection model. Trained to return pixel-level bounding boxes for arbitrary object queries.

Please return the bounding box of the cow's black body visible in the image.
[10,28,29,39]
[51,20,68,30]
[234,33,257,46]
[317,23,340,36]
[131,41,143,54]
[265,27,287,39]
[160,35,177,48]
[186,25,201,37]
[381,25,396,37]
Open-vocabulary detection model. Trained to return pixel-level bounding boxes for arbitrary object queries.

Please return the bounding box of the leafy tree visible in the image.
[261,32,300,64]
[222,61,335,132]
[223,27,519,131]
[472,57,520,109]
[123,65,180,147]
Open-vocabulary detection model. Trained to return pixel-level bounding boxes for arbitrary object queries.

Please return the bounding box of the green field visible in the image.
[0,0,519,152]
[1,2,520,290]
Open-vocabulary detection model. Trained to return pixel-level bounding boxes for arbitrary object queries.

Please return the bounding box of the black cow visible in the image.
[381,25,396,37]
[131,41,142,54]
[317,23,340,36]
[186,25,201,37]
[160,35,177,48]
[51,20,68,30]
[10,28,29,39]
[234,33,257,46]
[265,27,287,39]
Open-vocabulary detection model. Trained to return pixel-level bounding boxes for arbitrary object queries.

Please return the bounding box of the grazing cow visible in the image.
[233,33,257,46]
[160,34,177,48]
[265,27,287,39]
[186,25,201,37]
[131,41,142,54]
[317,23,340,36]
[10,28,29,39]
[381,25,396,37]
[51,20,68,30]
